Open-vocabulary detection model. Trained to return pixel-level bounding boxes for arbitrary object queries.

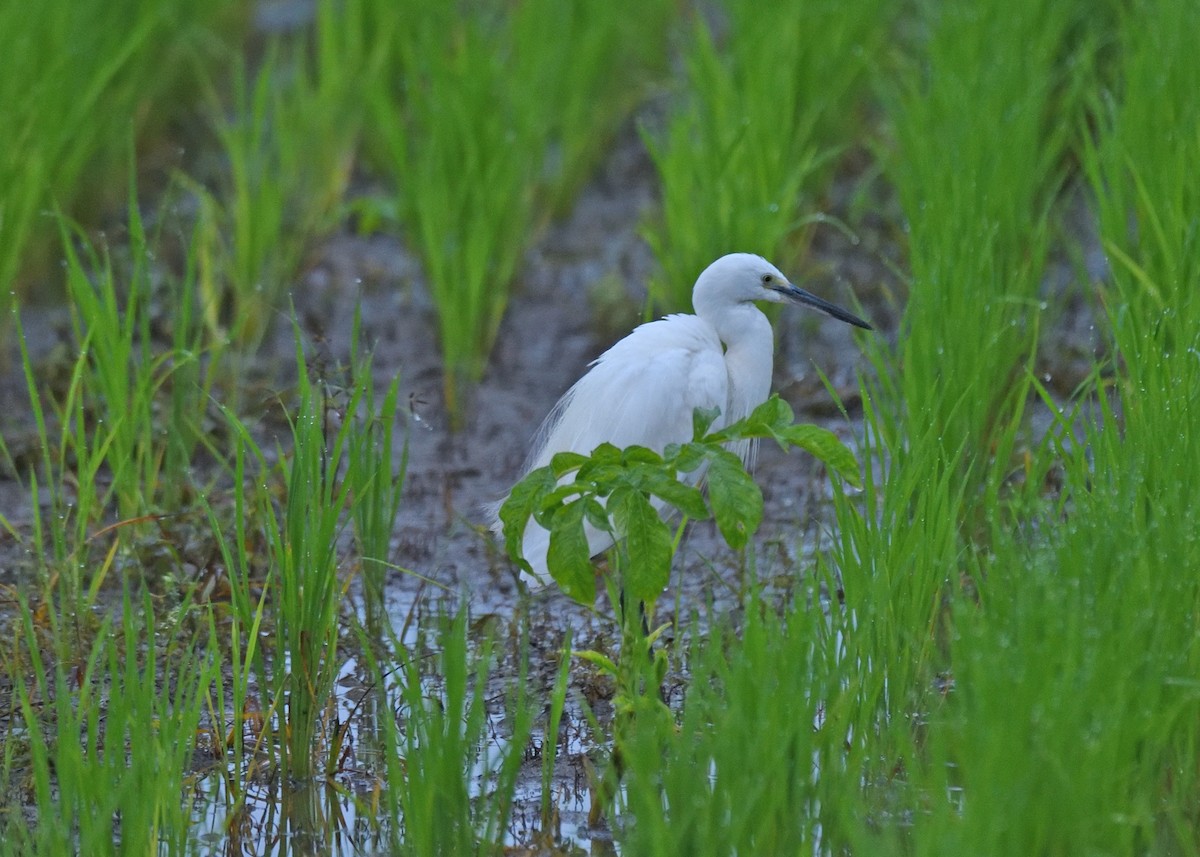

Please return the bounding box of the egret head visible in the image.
[692,253,872,330]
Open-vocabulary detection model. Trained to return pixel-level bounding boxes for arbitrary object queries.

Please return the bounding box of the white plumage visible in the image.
[496,252,870,585]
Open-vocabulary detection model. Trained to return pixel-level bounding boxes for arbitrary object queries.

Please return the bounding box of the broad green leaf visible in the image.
[692,404,722,439]
[549,450,588,477]
[632,468,710,520]
[534,483,586,527]
[706,395,792,443]
[703,394,864,488]
[621,445,665,466]
[574,460,624,491]
[612,488,672,602]
[777,424,863,488]
[588,442,623,463]
[706,448,763,549]
[668,442,709,474]
[499,466,555,565]
[547,501,596,604]
[747,395,794,433]
[582,496,613,535]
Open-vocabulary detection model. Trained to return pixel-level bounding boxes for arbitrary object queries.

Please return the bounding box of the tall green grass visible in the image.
[195,0,387,350]
[644,0,887,311]
[804,0,1085,759]
[366,0,670,425]
[1084,0,1200,486]
[884,0,1086,496]
[619,597,827,853]
[603,0,1197,851]
[793,0,1200,852]
[958,2,1200,844]
[3,591,218,855]
[5,196,214,620]
[211,324,408,783]
[260,333,355,782]
[367,1,535,425]
[508,0,672,218]
[62,193,212,521]
[0,0,241,310]
[1,181,541,849]
[347,316,408,639]
[366,612,536,854]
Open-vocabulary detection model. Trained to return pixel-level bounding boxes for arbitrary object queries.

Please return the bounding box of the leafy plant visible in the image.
[500,395,860,605]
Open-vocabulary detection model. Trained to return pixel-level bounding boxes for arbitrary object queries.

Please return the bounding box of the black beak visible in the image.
[776,283,872,330]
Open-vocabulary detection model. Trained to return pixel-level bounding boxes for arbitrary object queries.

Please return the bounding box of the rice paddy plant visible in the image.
[61,193,211,521]
[1082,0,1200,497]
[198,0,388,350]
[884,0,1084,498]
[2,191,216,622]
[347,318,408,639]
[538,631,573,834]
[507,0,673,217]
[201,321,413,785]
[200,438,273,808]
[8,311,104,614]
[61,225,154,523]
[955,6,1200,843]
[643,0,888,311]
[618,596,825,853]
[196,333,354,789]
[367,1,539,425]
[827,376,968,746]
[162,213,224,502]
[367,611,536,854]
[913,465,1200,853]
[0,0,241,310]
[3,590,218,855]
[8,331,169,622]
[788,0,1099,843]
[300,0,392,219]
[795,3,1200,851]
[197,55,289,349]
[256,331,358,782]
[367,0,671,425]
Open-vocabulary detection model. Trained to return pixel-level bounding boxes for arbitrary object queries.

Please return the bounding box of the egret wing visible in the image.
[526,314,729,468]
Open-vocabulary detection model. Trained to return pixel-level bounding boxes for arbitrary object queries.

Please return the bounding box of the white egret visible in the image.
[497,252,870,585]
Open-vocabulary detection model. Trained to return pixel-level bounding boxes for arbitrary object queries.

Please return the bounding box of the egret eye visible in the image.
[761,273,773,285]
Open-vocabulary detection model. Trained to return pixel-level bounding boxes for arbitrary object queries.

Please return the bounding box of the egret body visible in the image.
[499,253,870,585]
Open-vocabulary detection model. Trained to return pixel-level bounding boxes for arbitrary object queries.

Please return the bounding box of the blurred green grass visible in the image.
[0,0,244,312]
